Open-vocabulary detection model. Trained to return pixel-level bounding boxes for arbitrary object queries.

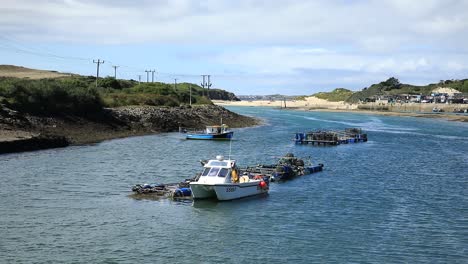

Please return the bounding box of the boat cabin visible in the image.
[205,125,229,134]
[197,156,236,184]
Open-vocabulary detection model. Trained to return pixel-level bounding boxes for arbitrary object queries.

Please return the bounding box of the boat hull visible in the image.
[213,181,268,201]
[190,183,216,199]
[186,131,234,140]
[190,181,268,201]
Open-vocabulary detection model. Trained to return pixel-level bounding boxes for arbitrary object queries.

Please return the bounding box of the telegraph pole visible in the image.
[145,70,150,83]
[151,69,156,83]
[112,65,119,79]
[201,75,206,88]
[201,75,206,97]
[174,78,178,91]
[93,59,104,88]
[207,75,212,99]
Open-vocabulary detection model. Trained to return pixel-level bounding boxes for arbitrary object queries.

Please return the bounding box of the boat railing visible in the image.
[179,127,205,134]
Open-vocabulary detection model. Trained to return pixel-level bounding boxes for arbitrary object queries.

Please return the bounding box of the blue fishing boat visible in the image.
[185,124,234,140]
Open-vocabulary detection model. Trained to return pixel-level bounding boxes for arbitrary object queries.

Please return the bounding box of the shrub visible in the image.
[0,77,103,115]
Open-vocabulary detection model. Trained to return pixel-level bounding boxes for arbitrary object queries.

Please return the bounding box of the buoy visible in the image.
[254,175,263,180]
[239,175,250,183]
[259,181,267,188]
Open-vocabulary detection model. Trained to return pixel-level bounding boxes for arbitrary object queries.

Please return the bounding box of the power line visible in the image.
[0,35,91,61]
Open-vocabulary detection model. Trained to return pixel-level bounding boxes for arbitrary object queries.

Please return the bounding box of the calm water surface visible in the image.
[1,107,467,263]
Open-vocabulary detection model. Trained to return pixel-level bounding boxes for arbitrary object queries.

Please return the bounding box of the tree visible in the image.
[383,77,401,88]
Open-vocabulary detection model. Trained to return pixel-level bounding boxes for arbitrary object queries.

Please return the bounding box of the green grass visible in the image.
[0,76,234,115]
[313,88,354,102]
[346,78,468,103]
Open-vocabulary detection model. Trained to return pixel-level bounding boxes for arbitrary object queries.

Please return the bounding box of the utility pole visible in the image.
[138,75,142,84]
[206,75,212,99]
[151,69,156,83]
[145,70,150,83]
[174,78,178,91]
[93,59,104,88]
[112,65,119,79]
[201,75,207,97]
[201,75,206,88]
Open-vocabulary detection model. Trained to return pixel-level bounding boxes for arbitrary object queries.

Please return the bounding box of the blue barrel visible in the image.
[175,187,192,197]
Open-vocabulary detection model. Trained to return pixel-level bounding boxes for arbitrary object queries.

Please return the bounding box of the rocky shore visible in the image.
[0,104,259,154]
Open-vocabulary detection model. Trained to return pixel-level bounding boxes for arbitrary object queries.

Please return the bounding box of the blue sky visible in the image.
[1,0,468,95]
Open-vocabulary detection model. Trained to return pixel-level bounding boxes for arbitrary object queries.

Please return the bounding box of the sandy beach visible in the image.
[214,96,355,109]
[213,97,468,122]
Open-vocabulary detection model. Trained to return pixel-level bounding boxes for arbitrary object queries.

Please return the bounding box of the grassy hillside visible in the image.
[348,77,468,103]
[0,65,70,79]
[102,82,213,107]
[0,74,236,115]
[313,88,354,102]
[0,77,103,115]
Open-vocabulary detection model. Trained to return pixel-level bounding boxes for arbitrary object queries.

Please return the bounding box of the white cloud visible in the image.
[1,0,468,94]
[213,46,466,75]
[1,0,467,48]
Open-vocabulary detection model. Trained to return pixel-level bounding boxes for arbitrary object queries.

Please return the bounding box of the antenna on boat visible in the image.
[228,135,232,161]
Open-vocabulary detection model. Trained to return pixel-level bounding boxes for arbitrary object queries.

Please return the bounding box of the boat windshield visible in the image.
[208,167,220,176]
[201,167,229,177]
[201,167,211,176]
[218,168,229,178]
[208,161,228,167]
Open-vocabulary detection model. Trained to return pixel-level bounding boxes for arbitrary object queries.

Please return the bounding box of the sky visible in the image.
[1,0,468,95]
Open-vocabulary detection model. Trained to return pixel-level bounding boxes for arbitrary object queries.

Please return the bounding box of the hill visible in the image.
[0,65,255,153]
[0,65,70,79]
[0,65,238,115]
[346,77,468,103]
[312,88,354,102]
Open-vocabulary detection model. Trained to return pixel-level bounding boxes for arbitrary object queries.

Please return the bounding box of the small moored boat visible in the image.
[184,124,234,140]
[190,155,269,201]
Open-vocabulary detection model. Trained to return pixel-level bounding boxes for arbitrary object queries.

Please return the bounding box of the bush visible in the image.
[98,77,122,90]
[0,77,103,115]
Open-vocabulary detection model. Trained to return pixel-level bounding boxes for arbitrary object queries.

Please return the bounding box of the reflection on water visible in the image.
[1,107,467,263]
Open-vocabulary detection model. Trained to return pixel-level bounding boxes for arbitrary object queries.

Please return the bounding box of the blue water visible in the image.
[1,107,467,263]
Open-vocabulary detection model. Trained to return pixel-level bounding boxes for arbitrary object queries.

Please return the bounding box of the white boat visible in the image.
[190,155,269,201]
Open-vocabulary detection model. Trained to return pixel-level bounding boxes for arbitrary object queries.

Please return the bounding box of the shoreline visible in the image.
[298,108,468,122]
[0,104,261,154]
[213,99,468,123]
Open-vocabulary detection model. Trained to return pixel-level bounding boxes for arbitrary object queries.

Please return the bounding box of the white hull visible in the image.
[191,181,267,201]
[190,183,216,199]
